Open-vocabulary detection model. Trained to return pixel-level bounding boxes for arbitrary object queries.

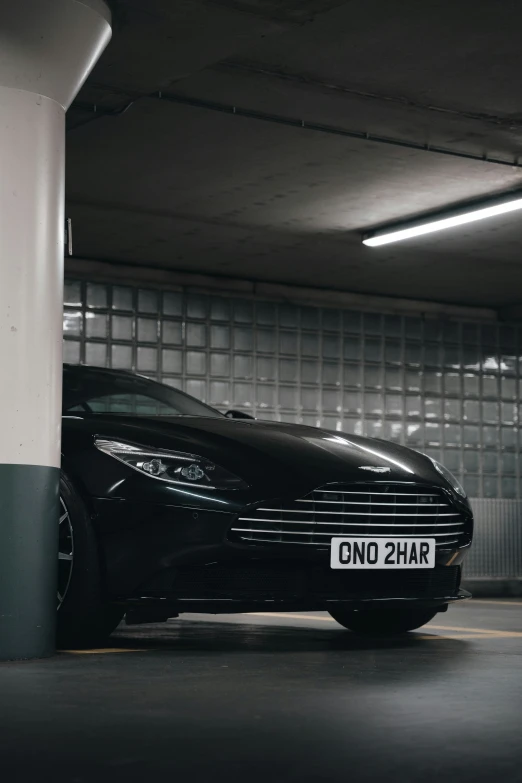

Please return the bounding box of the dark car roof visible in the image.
[64,363,137,379]
[62,363,223,418]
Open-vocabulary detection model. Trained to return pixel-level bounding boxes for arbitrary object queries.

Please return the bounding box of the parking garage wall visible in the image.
[62,278,522,586]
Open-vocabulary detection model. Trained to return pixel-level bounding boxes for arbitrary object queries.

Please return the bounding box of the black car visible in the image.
[58,364,473,646]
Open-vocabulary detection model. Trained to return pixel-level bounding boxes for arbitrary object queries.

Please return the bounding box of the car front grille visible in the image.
[230,483,470,549]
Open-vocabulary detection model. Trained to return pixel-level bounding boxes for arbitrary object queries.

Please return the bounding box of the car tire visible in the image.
[328,605,440,635]
[57,471,124,649]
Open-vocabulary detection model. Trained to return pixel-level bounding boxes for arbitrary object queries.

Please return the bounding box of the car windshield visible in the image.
[62,366,223,418]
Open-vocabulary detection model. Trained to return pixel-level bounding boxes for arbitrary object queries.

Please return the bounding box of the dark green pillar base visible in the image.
[0,464,59,660]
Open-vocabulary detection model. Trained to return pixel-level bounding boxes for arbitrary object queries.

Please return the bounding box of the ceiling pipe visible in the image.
[71,91,522,170]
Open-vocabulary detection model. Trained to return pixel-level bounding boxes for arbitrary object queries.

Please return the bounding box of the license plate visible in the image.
[330,537,436,569]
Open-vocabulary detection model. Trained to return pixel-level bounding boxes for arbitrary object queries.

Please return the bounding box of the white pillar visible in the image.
[0,0,111,660]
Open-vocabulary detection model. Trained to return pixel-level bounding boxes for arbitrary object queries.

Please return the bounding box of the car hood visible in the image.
[69,414,452,496]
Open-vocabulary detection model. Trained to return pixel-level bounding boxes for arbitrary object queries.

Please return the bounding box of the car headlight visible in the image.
[429,458,467,498]
[95,439,248,490]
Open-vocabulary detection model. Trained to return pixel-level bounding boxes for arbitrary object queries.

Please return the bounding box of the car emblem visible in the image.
[358,466,392,473]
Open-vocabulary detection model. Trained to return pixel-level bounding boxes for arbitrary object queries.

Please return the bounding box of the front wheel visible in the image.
[57,472,124,648]
[328,605,440,635]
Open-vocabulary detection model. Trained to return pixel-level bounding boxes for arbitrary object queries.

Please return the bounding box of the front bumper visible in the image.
[93,499,472,610]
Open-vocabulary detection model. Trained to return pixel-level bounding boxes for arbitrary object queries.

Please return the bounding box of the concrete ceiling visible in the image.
[66,0,522,308]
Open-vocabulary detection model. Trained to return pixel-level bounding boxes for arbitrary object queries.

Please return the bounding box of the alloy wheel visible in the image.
[57,497,74,609]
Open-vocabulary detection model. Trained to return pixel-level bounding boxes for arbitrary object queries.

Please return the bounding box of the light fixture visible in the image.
[362,190,522,247]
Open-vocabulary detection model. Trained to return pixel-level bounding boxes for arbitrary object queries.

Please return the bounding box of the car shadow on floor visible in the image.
[110,617,470,657]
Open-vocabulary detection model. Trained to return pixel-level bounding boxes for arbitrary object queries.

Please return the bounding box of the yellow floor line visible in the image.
[429,624,522,637]
[248,612,335,622]
[417,633,521,640]
[470,633,522,639]
[60,647,147,655]
[417,634,480,640]
[248,613,521,637]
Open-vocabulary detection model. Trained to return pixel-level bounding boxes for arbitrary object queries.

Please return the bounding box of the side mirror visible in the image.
[225,409,255,420]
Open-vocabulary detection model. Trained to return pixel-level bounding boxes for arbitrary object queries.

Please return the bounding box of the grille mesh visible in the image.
[231,483,470,549]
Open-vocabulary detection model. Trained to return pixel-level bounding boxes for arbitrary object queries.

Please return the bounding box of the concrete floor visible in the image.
[1,600,521,783]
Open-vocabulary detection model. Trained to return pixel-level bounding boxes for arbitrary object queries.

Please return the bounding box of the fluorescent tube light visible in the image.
[362,193,522,247]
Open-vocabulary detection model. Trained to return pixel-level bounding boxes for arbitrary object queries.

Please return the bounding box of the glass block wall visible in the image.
[63,278,522,500]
